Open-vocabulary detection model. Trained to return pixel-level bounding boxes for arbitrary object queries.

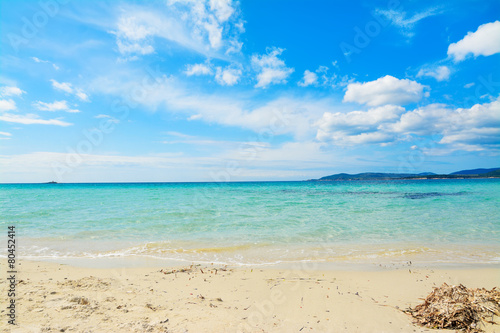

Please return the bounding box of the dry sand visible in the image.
[1,260,499,332]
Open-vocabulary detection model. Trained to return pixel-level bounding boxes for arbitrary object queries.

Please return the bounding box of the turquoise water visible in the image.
[1,179,499,266]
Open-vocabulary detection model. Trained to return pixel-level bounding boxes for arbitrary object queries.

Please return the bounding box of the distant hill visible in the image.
[317,172,436,181]
[481,169,500,177]
[450,168,500,175]
[313,168,500,181]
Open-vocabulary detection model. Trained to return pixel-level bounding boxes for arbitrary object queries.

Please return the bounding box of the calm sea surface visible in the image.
[1,179,499,266]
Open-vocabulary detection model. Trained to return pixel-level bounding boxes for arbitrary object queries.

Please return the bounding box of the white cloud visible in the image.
[386,98,500,149]
[316,96,500,151]
[386,103,450,135]
[439,99,500,147]
[376,7,441,38]
[316,105,405,145]
[75,90,90,102]
[0,113,72,126]
[112,13,158,58]
[0,86,24,112]
[50,80,89,102]
[50,79,73,94]
[298,70,318,87]
[464,82,475,89]
[0,131,12,136]
[33,100,80,113]
[0,99,17,112]
[185,63,213,76]
[215,66,241,85]
[92,70,498,153]
[92,74,331,138]
[0,86,25,97]
[297,66,351,88]
[188,114,203,120]
[112,1,243,60]
[32,57,47,63]
[417,66,451,81]
[343,75,427,106]
[185,62,241,85]
[448,21,500,62]
[209,0,235,22]
[204,19,223,49]
[252,47,294,88]
[226,38,242,54]
[32,57,60,70]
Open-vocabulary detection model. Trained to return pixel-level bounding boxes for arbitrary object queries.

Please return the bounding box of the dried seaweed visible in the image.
[407,283,500,332]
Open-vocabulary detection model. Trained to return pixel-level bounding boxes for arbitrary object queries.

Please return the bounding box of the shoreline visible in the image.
[10,254,500,271]
[1,260,498,332]
[12,238,500,269]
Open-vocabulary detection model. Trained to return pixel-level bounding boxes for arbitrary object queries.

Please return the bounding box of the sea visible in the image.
[1,179,499,268]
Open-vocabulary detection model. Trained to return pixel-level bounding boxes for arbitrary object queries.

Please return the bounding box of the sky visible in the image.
[0,0,499,182]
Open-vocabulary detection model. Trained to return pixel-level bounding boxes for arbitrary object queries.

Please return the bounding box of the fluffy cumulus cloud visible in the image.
[316,96,500,151]
[298,70,318,87]
[343,75,427,106]
[417,66,451,81]
[251,47,294,88]
[448,21,500,62]
[394,99,500,149]
[50,80,89,102]
[33,100,80,113]
[215,66,241,85]
[316,105,405,144]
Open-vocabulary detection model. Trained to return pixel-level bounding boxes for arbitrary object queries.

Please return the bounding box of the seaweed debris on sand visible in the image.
[407,283,500,332]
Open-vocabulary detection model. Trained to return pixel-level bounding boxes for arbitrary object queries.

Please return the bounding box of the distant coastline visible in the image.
[6,167,500,184]
[310,167,500,181]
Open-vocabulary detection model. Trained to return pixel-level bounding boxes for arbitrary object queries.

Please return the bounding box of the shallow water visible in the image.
[1,179,499,266]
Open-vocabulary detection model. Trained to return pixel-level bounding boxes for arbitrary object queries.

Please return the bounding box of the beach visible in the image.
[2,0,500,330]
[1,180,499,332]
[1,260,499,332]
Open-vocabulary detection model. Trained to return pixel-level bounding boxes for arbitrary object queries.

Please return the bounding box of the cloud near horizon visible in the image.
[317,96,500,150]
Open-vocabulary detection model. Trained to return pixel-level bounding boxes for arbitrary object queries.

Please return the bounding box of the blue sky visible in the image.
[0,0,499,182]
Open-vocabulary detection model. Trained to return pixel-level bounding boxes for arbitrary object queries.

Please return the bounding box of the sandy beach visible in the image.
[1,260,498,333]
